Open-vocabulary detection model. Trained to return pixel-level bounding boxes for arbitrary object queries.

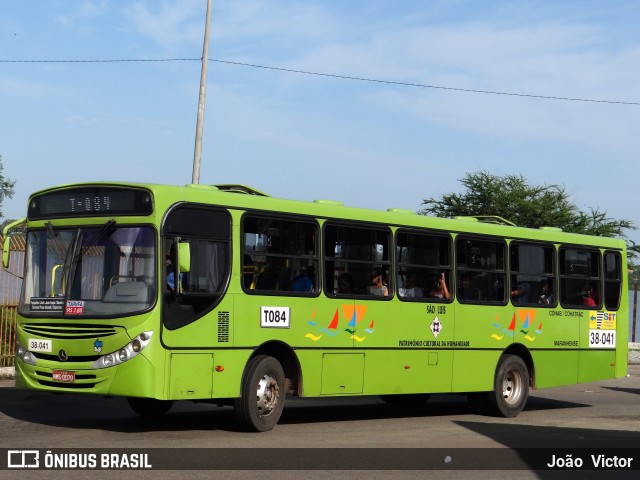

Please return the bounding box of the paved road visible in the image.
[1,366,639,479]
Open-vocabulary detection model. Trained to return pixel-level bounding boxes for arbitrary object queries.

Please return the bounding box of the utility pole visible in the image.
[631,268,639,342]
[191,0,212,185]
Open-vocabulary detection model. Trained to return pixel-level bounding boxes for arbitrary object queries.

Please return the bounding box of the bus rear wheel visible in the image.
[127,397,173,418]
[468,355,529,417]
[489,354,529,417]
[235,355,286,432]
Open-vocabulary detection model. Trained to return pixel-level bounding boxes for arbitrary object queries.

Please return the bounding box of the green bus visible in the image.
[2,182,628,431]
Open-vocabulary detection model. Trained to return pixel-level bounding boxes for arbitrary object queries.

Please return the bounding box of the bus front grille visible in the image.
[23,323,118,340]
[32,352,101,362]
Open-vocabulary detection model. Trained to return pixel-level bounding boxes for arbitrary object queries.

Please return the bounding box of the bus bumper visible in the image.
[14,352,158,398]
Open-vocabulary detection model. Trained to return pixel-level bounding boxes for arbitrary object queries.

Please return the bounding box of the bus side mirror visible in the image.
[178,242,191,273]
[2,236,10,269]
[2,218,26,269]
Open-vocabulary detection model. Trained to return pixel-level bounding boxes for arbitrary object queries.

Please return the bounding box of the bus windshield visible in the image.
[20,224,156,317]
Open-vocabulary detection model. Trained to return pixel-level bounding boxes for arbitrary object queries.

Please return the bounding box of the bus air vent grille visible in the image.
[218,312,230,342]
[22,324,118,340]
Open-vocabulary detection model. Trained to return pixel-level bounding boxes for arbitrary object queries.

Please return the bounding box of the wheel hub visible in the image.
[501,369,523,405]
[256,373,279,416]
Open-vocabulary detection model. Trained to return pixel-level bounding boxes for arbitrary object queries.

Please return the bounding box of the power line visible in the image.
[210,59,640,106]
[2,56,639,106]
[0,58,199,63]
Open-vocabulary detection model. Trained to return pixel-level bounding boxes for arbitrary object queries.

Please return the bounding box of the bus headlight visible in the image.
[92,331,153,369]
[16,342,37,366]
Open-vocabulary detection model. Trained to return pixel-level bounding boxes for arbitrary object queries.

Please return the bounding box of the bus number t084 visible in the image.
[260,306,291,328]
[69,196,111,212]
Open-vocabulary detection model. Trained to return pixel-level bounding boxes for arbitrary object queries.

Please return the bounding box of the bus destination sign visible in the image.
[28,187,153,219]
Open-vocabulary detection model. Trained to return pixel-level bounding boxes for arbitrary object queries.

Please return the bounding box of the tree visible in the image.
[0,155,16,220]
[420,171,639,263]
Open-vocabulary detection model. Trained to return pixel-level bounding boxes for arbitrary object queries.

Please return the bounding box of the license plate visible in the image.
[52,370,75,383]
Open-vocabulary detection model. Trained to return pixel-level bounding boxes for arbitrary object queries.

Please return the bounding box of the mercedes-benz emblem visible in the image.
[58,349,68,362]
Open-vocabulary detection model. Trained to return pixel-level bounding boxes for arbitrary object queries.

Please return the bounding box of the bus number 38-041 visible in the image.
[589,330,615,348]
[260,306,291,328]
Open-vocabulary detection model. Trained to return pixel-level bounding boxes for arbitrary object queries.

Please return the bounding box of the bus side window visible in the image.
[604,251,622,310]
[455,237,506,304]
[396,230,451,302]
[559,247,601,309]
[242,215,319,295]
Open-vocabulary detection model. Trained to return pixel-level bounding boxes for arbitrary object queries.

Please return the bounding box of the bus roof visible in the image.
[28,181,626,250]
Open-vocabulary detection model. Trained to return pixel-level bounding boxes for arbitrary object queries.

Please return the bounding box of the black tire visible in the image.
[127,397,173,418]
[380,393,431,406]
[487,354,530,417]
[235,355,286,432]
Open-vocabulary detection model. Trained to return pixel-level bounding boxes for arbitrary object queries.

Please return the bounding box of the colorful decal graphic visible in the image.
[491,310,543,342]
[305,305,373,342]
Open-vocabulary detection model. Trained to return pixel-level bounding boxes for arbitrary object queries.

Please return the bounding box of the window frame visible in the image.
[603,250,622,311]
[455,235,508,305]
[395,228,453,303]
[241,212,320,297]
[558,245,602,310]
[509,241,557,307]
[323,221,392,299]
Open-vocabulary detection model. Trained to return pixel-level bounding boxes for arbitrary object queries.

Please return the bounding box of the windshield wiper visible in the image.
[74,219,117,262]
[62,228,83,298]
[46,221,70,261]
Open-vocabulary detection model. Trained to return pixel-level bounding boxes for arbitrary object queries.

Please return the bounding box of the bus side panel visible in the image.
[577,350,616,384]
[169,353,213,399]
[295,350,323,397]
[362,350,454,394]
[320,353,364,395]
[518,306,579,389]
[451,304,507,392]
[210,349,253,398]
[451,350,497,392]
[530,350,578,388]
[357,300,454,395]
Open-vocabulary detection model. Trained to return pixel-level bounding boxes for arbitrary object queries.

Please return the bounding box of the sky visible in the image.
[1,0,639,248]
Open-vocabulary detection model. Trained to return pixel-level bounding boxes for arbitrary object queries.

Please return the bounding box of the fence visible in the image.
[0,235,24,369]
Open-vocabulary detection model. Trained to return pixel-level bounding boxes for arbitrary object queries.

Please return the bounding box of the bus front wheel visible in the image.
[235,355,286,432]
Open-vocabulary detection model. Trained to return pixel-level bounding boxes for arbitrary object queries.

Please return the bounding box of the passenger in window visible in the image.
[511,282,531,304]
[369,268,389,296]
[292,265,315,292]
[429,272,450,299]
[399,273,423,298]
[538,281,555,305]
[583,283,597,307]
[255,264,280,290]
[457,273,473,300]
[337,272,355,294]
